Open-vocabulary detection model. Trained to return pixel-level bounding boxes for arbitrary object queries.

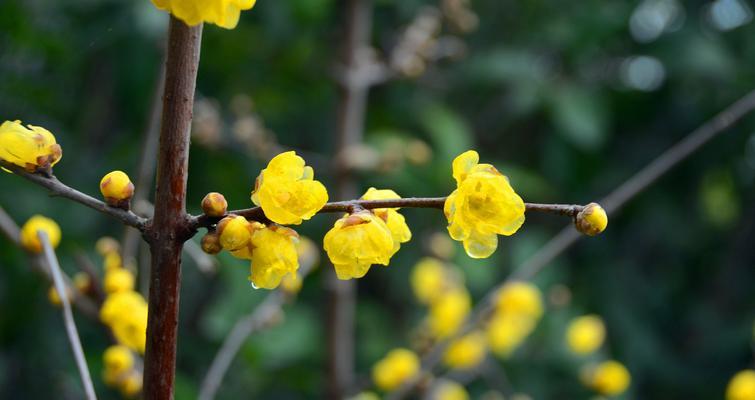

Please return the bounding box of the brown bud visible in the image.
[201,232,222,255]
[575,203,608,236]
[201,192,228,217]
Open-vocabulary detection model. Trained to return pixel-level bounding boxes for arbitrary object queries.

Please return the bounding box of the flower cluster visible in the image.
[97,240,148,353]
[0,120,62,173]
[150,0,257,29]
[102,345,143,397]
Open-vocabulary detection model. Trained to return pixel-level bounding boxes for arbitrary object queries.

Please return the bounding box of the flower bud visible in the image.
[100,171,135,209]
[201,192,228,217]
[201,232,222,255]
[217,215,252,251]
[73,272,92,294]
[104,268,136,294]
[575,202,608,236]
[120,371,143,397]
[96,236,120,255]
[20,215,61,253]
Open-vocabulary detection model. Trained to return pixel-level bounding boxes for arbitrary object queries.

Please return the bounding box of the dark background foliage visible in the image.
[1,0,754,398]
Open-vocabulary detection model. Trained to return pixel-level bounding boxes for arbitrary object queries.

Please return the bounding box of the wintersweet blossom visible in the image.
[249,225,299,289]
[371,348,420,391]
[585,360,631,396]
[428,288,471,338]
[444,150,525,258]
[100,291,149,353]
[566,315,606,355]
[443,331,487,370]
[0,120,61,172]
[360,187,412,254]
[252,151,328,225]
[151,0,257,29]
[323,210,394,280]
[727,370,755,400]
[410,257,447,305]
[20,215,61,253]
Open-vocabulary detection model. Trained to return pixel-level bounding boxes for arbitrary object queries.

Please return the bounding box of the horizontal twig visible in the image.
[0,160,148,230]
[190,199,584,230]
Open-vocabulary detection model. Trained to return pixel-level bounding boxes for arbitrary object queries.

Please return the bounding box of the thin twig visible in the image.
[190,200,583,230]
[0,160,148,229]
[0,205,21,246]
[197,261,316,400]
[386,89,755,399]
[39,231,97,400]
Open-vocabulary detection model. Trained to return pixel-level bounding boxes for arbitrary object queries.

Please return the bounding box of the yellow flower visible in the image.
[444,150,525,258]
[96,237,120,255]
[20,215,61,253]
[0,120,62,172]
[428,288,471,338]
[151,0,257,29]
[433,380,469,400]
[372,348,420,391]
[103,345,134,375]
[249,225,300,289]
[443,331,487,370]
[47,285,73,306]
[727,370,755,400]
[486,313,536,357]
[495,281,543,320]
[103,252,123,272]
[100,291,149,353]
[587,360,631,396]
[361,187,412,254]
[410,258,447,305]
[104,268,136,294]
[100,171,134,207]
[201,192,228,217]
[575,202,608,236]
[566,315,605,355]
[252,151,328,225]
[217,215,256,255]
[323,210,394,280]
[120,371,143,397]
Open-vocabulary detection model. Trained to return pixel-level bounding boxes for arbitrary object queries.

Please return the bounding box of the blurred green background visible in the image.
[1,0,755,399]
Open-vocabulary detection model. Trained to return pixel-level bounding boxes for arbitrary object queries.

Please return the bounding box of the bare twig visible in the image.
[191,200,583,230]
[0,205,21,246]
[197,262,317,400]
[39,231,97,400]
[0,160,147,229]
[386,89,755,399]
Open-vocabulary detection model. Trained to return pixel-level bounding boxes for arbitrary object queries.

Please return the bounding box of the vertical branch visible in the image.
[327,0,373,398]
[142,16,202,400]
[39,232,98,400]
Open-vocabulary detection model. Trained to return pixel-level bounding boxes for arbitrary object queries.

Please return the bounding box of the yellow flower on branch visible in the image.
[20,215,61,253]
[323,210,394,280]
[100,171,134,208]
[566,315,606,355]
[371,348,420,391]
[252,151,328,225]
[103,345,134,375]
[428,288,471,338]
[100,291,149,353]
[727,370,755,400]
[486,313,536,357]
[248,225,300,289]
[444,150,525,258]
[584,360,631,396]
[151,0,257,29]
[0,120,62,173]
[104,268,136,294]
[495,281,543,320]
[410,257,447,305]
[443,331,487,370]
[360,187,412,255]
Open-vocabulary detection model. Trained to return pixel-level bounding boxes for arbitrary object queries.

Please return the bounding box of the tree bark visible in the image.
[142,16,202,400]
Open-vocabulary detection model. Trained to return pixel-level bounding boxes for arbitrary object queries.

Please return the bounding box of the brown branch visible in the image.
[190,199,582,230]
[142,16,202,400]
[39,232,98,400]
[0,160,147,230]
[385,88,755,400]
[0,205,21,246]
[197,261,317,400]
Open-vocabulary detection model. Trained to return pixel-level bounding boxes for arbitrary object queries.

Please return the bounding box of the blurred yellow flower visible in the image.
[361,187,412,255]
[486,313,536,357]
[20,215,61,253]
[372,348,420,391]
[323,211,394,280]
[434,380,469,400]
[410,258,447,305]
[575,202,608,236]
[727,370,755,400]
[100,291,149,353]
[120,371,143,397]
[496,281,543,320]
[566,315,605,355]
[249,225,299,289]
[443,331,487,370]
[444,150,525,258]
[103,345,134,375]
[151,0,257,29]
[0,120,61,172]
[587,360,631,396]
[428,288,471,338]
[104,268,136,294]
[47,285,73,307]
[252,151,328,225]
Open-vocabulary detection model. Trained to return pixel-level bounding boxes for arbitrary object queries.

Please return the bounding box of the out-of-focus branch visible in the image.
[197,261,317,400]
[39,231,98,400]
[0,160,148,230]
[191,200,583,230]
[0,205,21,246]
[386,89,755,400]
